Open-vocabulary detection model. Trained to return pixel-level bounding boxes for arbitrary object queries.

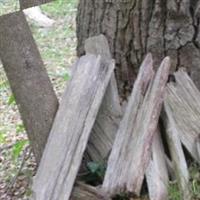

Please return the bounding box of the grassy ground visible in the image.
[0,0,199,199]
[0,0,77,199]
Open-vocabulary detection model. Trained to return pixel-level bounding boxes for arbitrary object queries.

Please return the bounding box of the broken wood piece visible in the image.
[102,55,170,197]
[125,57,170,195]
[19,0,54,10]
[85,34,122,162]
[71,182,110,200]
[146,129,169,200]
[85,34,112,60]
[32,54,114,200]
[197,136,200,161]
[162,102,191,200]
[23,7,55,27]
[165,155,176,181]
[165,69,200,164]
[0,11,58,164]
[102,53,154,196]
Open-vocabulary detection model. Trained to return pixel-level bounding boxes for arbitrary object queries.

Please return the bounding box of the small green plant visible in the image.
[0,130,6,144]
[168,182,181,200]
[62,72,70,81]
[87,162,105,177]
[83,161,106,186]
[112,193,130,200]
[16,123,25,134]
[0,79,9,91]
[190,164,200,199]
[7,94,16,105]
[12,140,28,160]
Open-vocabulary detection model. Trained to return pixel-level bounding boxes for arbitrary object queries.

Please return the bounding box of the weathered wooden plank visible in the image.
[85,34,122,162]
[19,0,54,10]
[163,102,191,200]
[23,7,55,27]
[165,155,176,181]
[146,129,169,200]
[0,11,58,164]
[197,136,200,161]
[32,54,114,200]
[71,182,110,200]
[125,57,170,195]
[102,56,170,197]
[85,34,112,60]
[165,69,200,164]
[102,53,154,196]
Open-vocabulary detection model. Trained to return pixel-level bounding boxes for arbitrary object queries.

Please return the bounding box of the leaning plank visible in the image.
[71,182,110,200]
[103,56,170,197]
[102,53,154,196]
[125,57,170,195]
[165,69,200,164]
[162,102,191,200]
[197,136,200,161]
[0,11,58,164]
[146,129,169,200]
[19,0,54,10]
[32,54,114,200]
[85,34,122,162]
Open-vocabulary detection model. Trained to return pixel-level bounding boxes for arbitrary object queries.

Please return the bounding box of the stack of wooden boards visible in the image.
[0,18,199,198]
[31,35,199,200]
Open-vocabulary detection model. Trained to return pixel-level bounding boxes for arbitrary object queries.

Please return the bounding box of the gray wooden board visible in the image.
[19,0,54,10]
[146,129,169,200]
[163,102,191,200]
[165,69,200,164]
[32,54,114,200]
[85,34,122,162]
[103,55,170,196]
[0,11,58,164]
[102,53,154,196]
[71,182,110,200]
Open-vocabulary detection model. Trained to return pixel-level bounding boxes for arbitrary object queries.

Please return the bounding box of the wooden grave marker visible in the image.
[32,54,114,200]
[0,11,58,164]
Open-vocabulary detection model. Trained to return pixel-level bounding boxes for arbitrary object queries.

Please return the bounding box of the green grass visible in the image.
[168,182,182,200]
[0,0,19,16]
[0,1,77,198]
[0,1,199,199]
[28,0,78,95]
[168,163,200,200]
[41,0,77,17]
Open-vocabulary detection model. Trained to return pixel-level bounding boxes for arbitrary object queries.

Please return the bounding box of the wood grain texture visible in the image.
[163,102,191,200]
[103,55,170,197]
[77,0,200,97]
[0,11,58,164]
[102,53,154,196]
[165,69,200,164]
[71,182,110,200]
[32,54,114,200]
[19,0,54,10]
[85,35,122,162]
[146,129,169,200]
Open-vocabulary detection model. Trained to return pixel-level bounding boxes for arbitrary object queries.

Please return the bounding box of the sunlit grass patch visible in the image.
[0,0,19,16]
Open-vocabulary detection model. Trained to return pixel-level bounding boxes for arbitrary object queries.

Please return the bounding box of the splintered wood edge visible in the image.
[162,102,191,200]
[84,34,122,162]
[102,53,155,196]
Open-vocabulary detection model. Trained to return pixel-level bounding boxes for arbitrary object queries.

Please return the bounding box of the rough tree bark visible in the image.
[77,0,200,97]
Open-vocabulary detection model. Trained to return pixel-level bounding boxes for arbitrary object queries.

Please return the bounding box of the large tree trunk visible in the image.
[76,0,200,98]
